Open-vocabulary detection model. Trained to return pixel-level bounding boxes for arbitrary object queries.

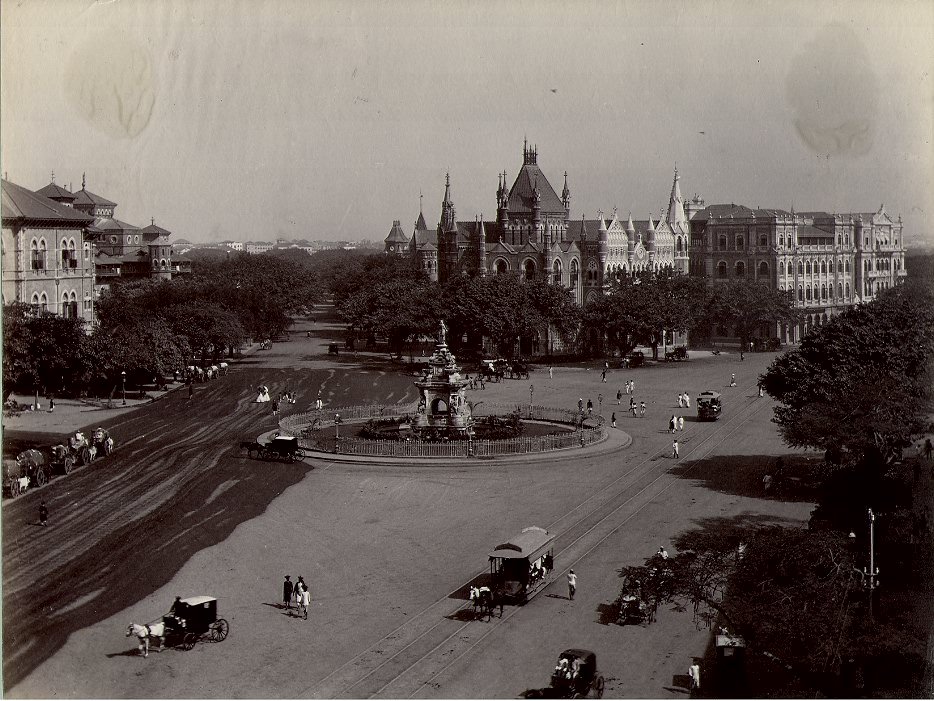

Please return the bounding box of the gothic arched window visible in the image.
[552,259,562,285]
[717,261,727,277]
[735,261,745,277]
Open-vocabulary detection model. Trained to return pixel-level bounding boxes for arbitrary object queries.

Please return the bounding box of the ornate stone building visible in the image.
[388,142,686,314]
[688,201,908,343]
[1,177,97,322]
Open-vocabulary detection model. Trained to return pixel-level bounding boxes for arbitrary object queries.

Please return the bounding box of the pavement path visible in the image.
[4,312,814,698]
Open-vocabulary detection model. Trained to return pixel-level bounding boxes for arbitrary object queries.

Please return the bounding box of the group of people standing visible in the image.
[282,575,310,619]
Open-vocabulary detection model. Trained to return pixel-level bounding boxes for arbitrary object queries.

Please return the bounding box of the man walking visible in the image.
[601,368,607,383]
[586,399,593,415]
[684,392,690,408]
[677,416,685,431]
[188,383,194,402]
[630,398,637,417]
[616,389,622,405]
[611,412,617,428]
[678,393,684,408]
[282,575,294,613]
[669,415,677,433]
[549,366,554,379]
[730,373,736,387]
[672,438,680,459]
[689,661,701,696]
[639,401,646,418]
[567,569,577,600]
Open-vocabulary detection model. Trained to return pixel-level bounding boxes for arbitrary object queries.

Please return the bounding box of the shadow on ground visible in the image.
[671,453,822,503]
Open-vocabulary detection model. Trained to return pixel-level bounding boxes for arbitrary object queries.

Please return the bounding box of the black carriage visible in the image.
[664,346,689,362]
[328,343,340,355]
[243,435,306,462]
[550,649,605,698]
[489,526,555,604]
[510,361,531,379]
[162,596,229,650]
[627,351,646,368]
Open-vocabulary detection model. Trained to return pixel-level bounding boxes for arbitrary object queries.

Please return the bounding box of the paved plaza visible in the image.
[5,313,816,698]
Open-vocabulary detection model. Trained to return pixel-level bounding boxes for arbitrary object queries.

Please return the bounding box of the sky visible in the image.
[2,0,932,246]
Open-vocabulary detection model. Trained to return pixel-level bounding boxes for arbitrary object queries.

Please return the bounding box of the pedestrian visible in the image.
[587,399,593,415]
[925,438,933,461]
[625,380,631,395]
[601,368,607,383]
[578,398,584,412]
[631,379,636,393]
[296,576,309,619]
[188,383,194,401]
[684,392,690,408]
[639,401,646,417]
[611,412,617,428]
[740,350,745,361]
[39,500,49,526]
[758,385,764,397]
[657,546,669,559]
[763,473,773,493]
[678,416,685,431]
[678,393,684,408]
[616,389,622,405]
[272,399,280,416]
[567,569,577,600]
[689,661,701,695]
[672,438,680,459]
[48,395,55,413]
[282,575,293,612]
[549,366,553,379]
[669,415,676,433]
[730,373,736,387]
[630,398,637,417]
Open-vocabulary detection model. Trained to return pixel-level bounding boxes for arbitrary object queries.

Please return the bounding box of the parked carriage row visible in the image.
[3,428,114,498]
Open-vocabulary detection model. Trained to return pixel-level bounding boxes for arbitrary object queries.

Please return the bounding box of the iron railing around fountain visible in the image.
[280,402,606,458]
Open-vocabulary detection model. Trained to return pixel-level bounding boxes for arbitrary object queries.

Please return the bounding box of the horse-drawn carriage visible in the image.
[3,450,49,497]
[664,346,689,362]
[509,361,531,379]
[489,526,555,604]
[551,649,605,698]
[127,596,229,657]
[241,435,306,462]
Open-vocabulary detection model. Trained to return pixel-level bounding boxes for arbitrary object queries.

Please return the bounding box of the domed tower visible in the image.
[384,219,408,255]
[141,219,173,280]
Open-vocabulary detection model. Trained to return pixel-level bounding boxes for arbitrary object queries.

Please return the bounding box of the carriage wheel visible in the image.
[210,618,229,642]
[62,457,74,475]
[286,452,295,464]
[104,442,113,456]
[9,480,21,498]
[79,447,91,466]
[34,467,49,487]
[181,633,198,650]
[594,676,605,698]
[294,447,306,460]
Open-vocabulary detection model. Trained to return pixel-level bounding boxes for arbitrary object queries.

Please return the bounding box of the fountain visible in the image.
[413,321,473,439]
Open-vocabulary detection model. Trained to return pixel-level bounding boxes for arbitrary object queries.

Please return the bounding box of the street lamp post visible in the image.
[529,384,534,415]
[598,393,604,417]
[121,371,127,406]
[334,413,342,446]
[854,508,880,619]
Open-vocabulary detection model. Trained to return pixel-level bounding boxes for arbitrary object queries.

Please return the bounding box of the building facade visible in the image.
[688,202,908,343]
[1,178,97,322]
[389,143,685,311]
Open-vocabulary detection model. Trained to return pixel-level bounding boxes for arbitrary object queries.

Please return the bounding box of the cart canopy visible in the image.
[489,526,554,561]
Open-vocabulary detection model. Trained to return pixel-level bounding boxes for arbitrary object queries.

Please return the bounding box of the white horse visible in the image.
[126,622,165,657]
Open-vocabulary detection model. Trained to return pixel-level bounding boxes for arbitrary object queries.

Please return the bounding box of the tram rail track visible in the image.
[306,384,774,699]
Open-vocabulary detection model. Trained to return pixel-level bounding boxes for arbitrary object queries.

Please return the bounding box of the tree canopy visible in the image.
[694,279,799,347]
[760,279,934,466]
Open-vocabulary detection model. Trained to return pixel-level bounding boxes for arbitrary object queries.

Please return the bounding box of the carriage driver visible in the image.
[555,657,570,678]
[165,596,186,630]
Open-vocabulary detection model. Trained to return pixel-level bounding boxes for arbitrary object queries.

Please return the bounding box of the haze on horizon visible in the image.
[2,0,932,247]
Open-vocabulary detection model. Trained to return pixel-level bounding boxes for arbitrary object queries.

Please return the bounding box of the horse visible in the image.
[126,621,165,657]
[468,586,497,621]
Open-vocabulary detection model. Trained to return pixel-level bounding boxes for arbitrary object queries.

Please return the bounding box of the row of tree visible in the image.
[3,252,324,399]
[329,254,800,360]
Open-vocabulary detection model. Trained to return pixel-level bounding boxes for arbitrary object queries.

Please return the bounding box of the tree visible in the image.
[760,280,934,467]
[619,522,924,695]
[2,303,87,397]
[695,279,799,348]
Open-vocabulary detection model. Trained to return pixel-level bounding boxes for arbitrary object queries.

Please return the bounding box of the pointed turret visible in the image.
[646,215,656,251]
[666,167,688,232]
[477,216,487,277]
[415,191,427,231]
[441,172,457,233]
[561,171,571,213]
[626,213,636,262]
[598,210,609,268]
